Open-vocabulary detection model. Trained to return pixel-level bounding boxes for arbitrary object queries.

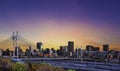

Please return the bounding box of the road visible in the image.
[46,61,120,71]
[21,58,120,71]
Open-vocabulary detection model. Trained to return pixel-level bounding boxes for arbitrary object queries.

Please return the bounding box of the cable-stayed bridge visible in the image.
[0,32,35,51]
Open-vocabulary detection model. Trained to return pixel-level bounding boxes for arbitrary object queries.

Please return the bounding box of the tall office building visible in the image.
[60,46,68,56]
[36,42,42,52]
[29,46,34,55]
[93,47,100,51]
[68,41,74,53]
[86,45,94,51]
[103,44,109,51]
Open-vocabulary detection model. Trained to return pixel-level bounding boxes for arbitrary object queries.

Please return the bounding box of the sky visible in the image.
[0,0,120,50]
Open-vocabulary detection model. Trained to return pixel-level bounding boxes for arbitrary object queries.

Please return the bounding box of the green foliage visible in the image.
[67,69,76,71]
[0,59,69,71]
[12,62,27,71]
[41,62,47,65]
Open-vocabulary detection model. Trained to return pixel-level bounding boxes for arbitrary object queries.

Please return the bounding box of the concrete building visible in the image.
[36,42,43,52]
[103,44,109,51]
[68,41,74,57]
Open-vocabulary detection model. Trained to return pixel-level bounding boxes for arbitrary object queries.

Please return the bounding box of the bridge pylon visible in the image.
[12,31,19,58]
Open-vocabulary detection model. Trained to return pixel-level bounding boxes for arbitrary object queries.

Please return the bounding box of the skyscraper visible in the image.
[36,42,42,52]
[68,41,74,53]
[59,46,68,56]
[93,47,100,51]
[103,44,109,51]
[86,45,94,51]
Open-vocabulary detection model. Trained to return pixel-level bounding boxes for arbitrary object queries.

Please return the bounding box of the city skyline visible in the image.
[0,0,120,50]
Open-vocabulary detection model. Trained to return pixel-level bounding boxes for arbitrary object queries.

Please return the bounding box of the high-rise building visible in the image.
[103,44,109,51]
[29,46,34,55]
[44,48,50,54]
[86,45,94,51]
[36,42,42,52]
[93,47,100,51]
[68,41,74,53]
[59,46,68,56]
[51,48,55,53]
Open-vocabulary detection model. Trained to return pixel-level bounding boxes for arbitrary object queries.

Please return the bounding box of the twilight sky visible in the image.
[0,0,120,50]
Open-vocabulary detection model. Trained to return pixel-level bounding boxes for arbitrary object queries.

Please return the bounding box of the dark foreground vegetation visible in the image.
[0,58,75,71]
